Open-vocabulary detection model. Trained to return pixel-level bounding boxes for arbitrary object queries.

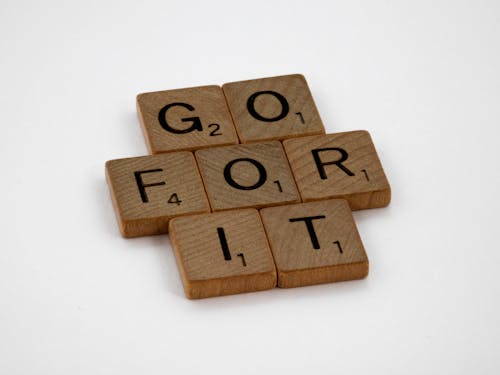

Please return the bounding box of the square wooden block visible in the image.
[260,199,368,288]
[105,152,210,237]
[137,85,239,154]
[283,130,391,210]
[222,74,325,143]
[169,209,277,299]
[195,141,300,211]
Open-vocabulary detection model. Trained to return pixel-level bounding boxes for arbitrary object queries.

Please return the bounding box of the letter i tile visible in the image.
[169,209,277,299]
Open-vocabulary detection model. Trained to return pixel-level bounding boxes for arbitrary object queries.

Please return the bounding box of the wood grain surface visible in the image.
[195,141,300,211]
[282,130,391,210]
[137,85,238,154]
[105,152,210,237]
[260,199,368,288]
[222,74,325,143]
[169,209,277,299]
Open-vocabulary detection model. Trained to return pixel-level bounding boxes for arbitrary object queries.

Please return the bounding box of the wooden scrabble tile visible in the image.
[137,85,239,153]
[222,74,325,143]
[282,130,391,210]
[195,141,300,211]
[260,199,368,288]
[169,209,277,299]
[105,152,210,237]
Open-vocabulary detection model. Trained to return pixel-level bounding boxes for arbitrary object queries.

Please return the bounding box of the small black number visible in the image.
[333,240,343,254]
[273,180,283,192]
[295,112,305,124]
[361,169,370,181]
[237,253,247,267]
[168,193,182,206]
[208,123,222,136]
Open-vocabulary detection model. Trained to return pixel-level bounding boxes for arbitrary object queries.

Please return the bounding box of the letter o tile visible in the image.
[195,141,300,211]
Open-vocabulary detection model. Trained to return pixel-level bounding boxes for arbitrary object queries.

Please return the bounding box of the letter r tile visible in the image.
[137,85,239,154]
[282,131,391,210]
[260,199,369,288]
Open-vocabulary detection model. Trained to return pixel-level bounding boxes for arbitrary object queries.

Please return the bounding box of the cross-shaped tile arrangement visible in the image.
[105,74,391,299]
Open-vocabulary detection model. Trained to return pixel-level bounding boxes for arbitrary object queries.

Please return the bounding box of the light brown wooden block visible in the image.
[169,209,277,299]
[137,85,239,153]
[222,74,325,143]
[105,152,210,237]
[282,130,391,210]
[260,199,368,288]
[195,141,300,211]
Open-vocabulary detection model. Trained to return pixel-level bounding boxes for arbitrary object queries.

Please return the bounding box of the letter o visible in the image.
[223,158,267,190]
[246,91,289,122]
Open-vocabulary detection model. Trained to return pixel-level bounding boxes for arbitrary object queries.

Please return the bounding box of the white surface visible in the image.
[1,1,499,374]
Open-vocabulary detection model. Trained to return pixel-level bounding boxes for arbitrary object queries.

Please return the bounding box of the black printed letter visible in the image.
[134,169,166,203]
[246,91,289,122]
[217,227,232,261]
[311,148,355,180]
[223,158,267,190]
[158,102,203,134]
[289,216,326,249]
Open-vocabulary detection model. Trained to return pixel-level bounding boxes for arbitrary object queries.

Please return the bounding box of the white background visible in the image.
[1,1,499,374]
